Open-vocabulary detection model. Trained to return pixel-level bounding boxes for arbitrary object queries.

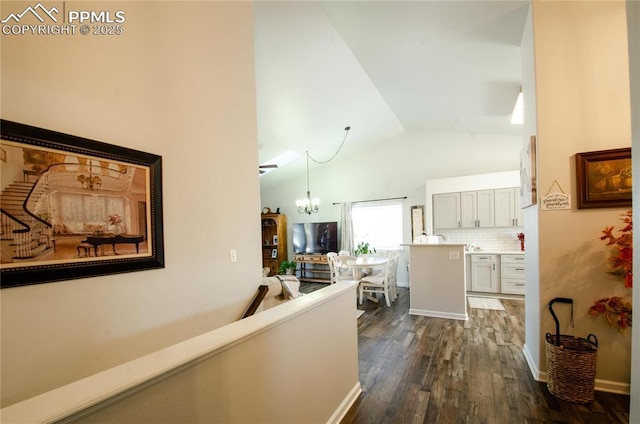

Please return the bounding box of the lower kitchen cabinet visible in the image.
[470,254,499,293]
[501,254,525,294]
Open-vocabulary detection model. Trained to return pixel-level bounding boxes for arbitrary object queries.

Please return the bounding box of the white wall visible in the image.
[520,4,542,383]
[1,2,262,407]
[532,0,633,390]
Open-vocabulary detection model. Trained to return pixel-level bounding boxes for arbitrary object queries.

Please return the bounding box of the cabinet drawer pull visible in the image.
[515,268,525,271]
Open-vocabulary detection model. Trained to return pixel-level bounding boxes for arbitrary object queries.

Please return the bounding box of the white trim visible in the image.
[522,343,541,381]
[409,308,468,321]
[327,382,362,424]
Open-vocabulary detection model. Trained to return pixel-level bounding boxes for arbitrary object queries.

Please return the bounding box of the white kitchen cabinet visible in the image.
[494,187,524,227]
[435,190,495,229]
[501,254,525,294]
[470,254,499,293]
[460,190,494,228]
[433,192,460,229]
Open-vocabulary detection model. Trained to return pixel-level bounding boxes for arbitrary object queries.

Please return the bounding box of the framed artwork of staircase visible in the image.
[0,120,165,288]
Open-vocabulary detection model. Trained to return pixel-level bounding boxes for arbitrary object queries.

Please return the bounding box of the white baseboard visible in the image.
[522,343,541,381]
[327,381,362,424]
[523,344,630,395]
[409,308,468,321]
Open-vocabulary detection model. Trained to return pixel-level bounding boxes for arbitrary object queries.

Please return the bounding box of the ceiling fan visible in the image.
[259,164,278,174]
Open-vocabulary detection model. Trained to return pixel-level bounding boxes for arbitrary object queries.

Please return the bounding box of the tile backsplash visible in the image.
[433,227,525,252]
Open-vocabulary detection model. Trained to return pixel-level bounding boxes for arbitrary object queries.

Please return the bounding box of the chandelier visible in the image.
[77,165,102,191]
[295,126,350,215]
[296,151,319,214]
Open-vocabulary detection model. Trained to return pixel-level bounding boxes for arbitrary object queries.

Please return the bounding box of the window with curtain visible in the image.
[54,194,127,233]
[351,201,403,251]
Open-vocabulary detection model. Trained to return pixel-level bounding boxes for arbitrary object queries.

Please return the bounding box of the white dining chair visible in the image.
[358,253,398,307]
[328,254,357,284]
[386,251,400,301]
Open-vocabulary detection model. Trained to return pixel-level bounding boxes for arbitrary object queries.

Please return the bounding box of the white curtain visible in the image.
[340,202,354,254]
[57,194,126,233]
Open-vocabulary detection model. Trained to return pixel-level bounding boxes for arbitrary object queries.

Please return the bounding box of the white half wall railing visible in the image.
[1,282,362,424]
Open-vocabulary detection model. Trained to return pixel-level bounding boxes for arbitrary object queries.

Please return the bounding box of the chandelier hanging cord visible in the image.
[296,126,350,215]
[307,126,351,165]
[305,150,311,192]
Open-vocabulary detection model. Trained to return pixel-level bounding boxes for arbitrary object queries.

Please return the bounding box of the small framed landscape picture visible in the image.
[272,235,278,245]
[575,147,631,209]
[271,248,278,258]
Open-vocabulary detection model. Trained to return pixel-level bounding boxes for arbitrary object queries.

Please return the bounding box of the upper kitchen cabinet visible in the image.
[433,192,461,229]
[494,188,524,227]
[434,190,495,229]
[461,190,494,228]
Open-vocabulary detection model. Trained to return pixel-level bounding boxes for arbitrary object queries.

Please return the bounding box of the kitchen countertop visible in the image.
[465,250,524,255]
[402,243,468,247]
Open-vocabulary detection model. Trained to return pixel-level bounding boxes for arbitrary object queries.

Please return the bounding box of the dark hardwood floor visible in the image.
[335,286,630,424]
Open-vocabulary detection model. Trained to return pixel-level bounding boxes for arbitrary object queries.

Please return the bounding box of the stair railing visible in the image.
[241,285,270,319]
[0,208,30,258]
[22,170,54,252]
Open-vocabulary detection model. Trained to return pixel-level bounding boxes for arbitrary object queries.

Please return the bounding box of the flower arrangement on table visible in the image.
[107,213,123,225]
[106,213,124,234]
[588,210,633,330]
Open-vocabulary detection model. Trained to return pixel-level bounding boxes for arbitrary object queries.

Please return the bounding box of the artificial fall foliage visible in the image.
[588,210,633,330]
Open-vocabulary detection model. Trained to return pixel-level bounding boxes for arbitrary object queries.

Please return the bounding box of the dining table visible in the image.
[346,256,388,276]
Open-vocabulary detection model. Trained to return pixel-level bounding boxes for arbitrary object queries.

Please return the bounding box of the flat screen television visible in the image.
[292,222,338,254]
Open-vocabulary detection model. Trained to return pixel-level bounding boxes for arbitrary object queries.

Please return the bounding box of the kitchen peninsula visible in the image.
[404,243,468,320]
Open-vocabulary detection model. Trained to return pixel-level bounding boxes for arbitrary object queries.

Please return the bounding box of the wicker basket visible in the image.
[545,297,598,404]
[545,333,598,403]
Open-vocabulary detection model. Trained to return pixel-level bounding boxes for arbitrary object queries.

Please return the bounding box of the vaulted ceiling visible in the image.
[254,1,530,187]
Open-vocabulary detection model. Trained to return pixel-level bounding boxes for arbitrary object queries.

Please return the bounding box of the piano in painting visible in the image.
[81,233,145,256]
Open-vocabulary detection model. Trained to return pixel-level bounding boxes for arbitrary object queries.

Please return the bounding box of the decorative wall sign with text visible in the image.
[541,180,571,210]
